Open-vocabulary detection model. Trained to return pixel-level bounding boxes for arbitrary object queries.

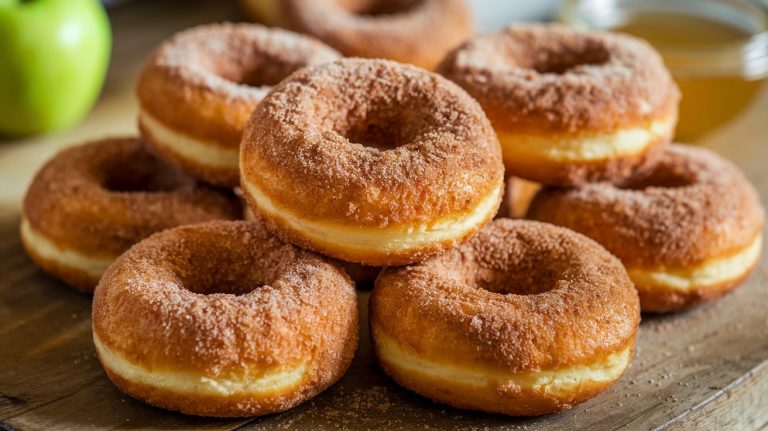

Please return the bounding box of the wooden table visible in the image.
[1,1,767,429]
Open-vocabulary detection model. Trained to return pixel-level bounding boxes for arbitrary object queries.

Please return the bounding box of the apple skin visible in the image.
[0,0,111,137]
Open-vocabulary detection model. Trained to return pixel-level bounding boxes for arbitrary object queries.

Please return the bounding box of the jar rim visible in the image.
[559,0,768,78]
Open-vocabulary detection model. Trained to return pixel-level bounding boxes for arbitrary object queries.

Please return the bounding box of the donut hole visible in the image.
[180,265,266,296]
[620,165,697,190]
[169,231,296,296]
[102,159,189,193]
[443,243,571,296]
[194,30,330,89]
[332,89,447,151]
[213,59,299,88]
[471,258,563,296]
[343,117,404,151]
[347,0,421,17]
[528,43,611,74]
[465,36,611,76]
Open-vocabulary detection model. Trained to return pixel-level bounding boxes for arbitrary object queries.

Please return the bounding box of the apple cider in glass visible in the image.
[560,0,768,142]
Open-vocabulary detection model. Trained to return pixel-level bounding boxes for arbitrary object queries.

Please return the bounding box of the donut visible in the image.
[243,204,381,287]
[137,23,340,187]
[240,58,505,266]
[438,24,680,186]
[20,138,241,293]
[527,144,765,312]
[497,176,540,219]
[92,220,358,417]
[370,219,640,416]
[240,0,472,70]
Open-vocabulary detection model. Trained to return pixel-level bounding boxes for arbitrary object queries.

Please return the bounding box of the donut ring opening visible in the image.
[478,34,611,76]
[371,219,639,415]
[100,157,191,194]
[451,244,571,296]
[193,34,323,90]
[93,221,358,417]
[325,76,473,153]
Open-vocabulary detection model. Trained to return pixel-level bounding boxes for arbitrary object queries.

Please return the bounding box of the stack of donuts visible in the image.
[20,0,763,419]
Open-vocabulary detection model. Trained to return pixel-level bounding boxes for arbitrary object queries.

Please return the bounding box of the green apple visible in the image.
[0,0,111,137]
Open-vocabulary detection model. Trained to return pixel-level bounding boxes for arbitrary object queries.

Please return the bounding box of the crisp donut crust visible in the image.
[92,221,358,417]
[20,138,241,293]
[438,24,680,186]
[137,23,340,187]
[370,219,640,416]
[242,0,473,70]
[528,144,765,312]
[240,59,505,266]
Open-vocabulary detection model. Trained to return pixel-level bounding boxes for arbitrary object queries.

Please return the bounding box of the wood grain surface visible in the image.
[1,1,767,430]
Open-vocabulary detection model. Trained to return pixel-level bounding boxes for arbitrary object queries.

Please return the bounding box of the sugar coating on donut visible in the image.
[93,221,358,417]
[438,23,679,133]
[275,0,473,69]
[529,144,764,268]
[240,58,504,264]
[242,58,503,226]
[371,219,639,415]
[527,144,764,311]
[150,22,341,101]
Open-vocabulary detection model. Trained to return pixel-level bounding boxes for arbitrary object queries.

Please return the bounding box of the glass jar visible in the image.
[560,0,768,142]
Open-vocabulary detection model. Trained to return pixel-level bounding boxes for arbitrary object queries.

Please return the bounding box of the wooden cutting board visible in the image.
[1,1,767,429]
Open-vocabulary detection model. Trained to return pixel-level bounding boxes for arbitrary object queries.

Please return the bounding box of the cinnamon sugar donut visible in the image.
[438,24,680,186]
[92,221,358,417]
[243,204,380,287]
[240,59,504,266]
[137,23,340,187]
[21,138,241,293]
[528,144,764,312]
[241,0,472,70]
[371,219,639,416]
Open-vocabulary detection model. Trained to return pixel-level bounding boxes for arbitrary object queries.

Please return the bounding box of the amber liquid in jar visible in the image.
[560,0,768,142]
[611,12,766,141]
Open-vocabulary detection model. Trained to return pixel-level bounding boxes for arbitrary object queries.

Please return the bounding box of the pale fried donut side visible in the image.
[371,219,640,416]
[137,23,340,186]
[439,24,680,186]
[240,59,505,266]
[243,0,473,70]
[528,144,765,312]
[20,138,241,293]
[92,221,358,417]
[244,203,381,287]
